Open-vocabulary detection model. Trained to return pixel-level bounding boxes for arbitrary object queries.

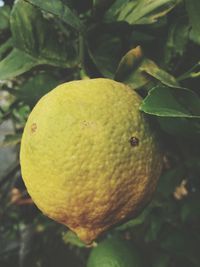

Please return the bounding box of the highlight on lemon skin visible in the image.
[20,78,163,244]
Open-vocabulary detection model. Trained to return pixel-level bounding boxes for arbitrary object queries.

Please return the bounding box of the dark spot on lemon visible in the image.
[129,137,139,147]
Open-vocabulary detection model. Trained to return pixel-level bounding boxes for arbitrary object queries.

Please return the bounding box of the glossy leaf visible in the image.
[140,86,200,118]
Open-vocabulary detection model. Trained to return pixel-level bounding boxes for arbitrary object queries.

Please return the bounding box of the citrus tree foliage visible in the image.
[0,0,200,266]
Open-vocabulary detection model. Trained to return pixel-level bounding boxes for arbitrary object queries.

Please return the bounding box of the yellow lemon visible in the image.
[20,78,162,244]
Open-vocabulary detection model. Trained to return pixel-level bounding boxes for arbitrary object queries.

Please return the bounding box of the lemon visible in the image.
[87,236,142,267]
[20,78,162,244]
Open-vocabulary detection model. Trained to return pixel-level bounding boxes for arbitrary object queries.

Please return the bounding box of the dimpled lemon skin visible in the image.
[20,78,162,244]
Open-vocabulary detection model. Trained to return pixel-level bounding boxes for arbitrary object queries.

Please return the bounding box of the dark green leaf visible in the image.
[0,5,11,32]
[88,33,123,78]
[105,0,179,25]
[26,0,85,33]
[0,49,37,80]
[17,73,59,107]
[140,86,200,118]
[10,0,78,68]
[185,0,200,45]
[158,117,200,138]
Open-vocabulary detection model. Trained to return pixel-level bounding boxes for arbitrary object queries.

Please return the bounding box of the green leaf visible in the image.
[141,59,179,88]
[0,5,11,32]
[26,0,85,33]
[10,0,78,68]
[0,49,37,80]
[17,73,59,107]
[115,47,179,89]
[105,0,179,25]
[140,86,200,118]
[185,0,200,45]
[0,38,13,60]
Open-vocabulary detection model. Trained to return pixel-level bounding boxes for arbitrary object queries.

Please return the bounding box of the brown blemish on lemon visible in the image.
[31,123,37,133]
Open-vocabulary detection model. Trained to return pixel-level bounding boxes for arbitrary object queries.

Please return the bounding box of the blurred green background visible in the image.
[0,0,200,266]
